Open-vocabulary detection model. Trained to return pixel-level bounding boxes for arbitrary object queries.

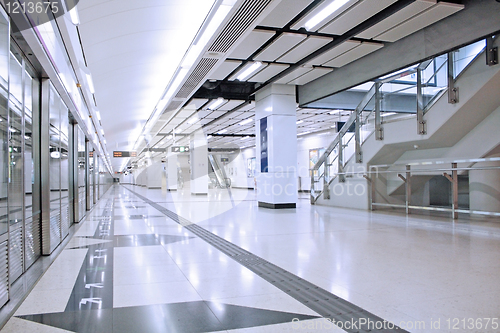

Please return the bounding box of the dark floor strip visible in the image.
[123,185,409,333]
[18,301,318,333]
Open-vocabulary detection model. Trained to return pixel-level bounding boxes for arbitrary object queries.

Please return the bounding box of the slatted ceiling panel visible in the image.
[287,67,333,85]
[319,0,398,35]
[376,2,464,42]
[228,29,275,59]
[230,111,246,119]
[306,40,360,66]
[185,98,209,111]
[229,61,266,81]
[218,100,247,111]
[274,66,313,84]
[258,0,314,28]
[206,110,227,119]
[238,101,255,111]
[356,0,436,40]
[291,0,359,30]
[323,42,383,67]
[208,60,242,81]
[200,118,213,125]
[254,33,307,62]
[248,63,289,83]
[278,36,332,63]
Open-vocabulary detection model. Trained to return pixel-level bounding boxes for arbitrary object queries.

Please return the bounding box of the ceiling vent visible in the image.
[165,100,184,113]
[208,0,274,54]
[175,58,219,99]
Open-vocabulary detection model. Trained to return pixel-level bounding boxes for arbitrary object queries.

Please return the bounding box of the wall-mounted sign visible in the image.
[113,151,137,158]
[171,146,190,153]
[89,151,94,157]
[221,157,229,163]
[260,117,268,173]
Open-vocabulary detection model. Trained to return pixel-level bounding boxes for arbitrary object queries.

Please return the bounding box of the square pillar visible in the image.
[255,84,297,209]
[190,130,208,195]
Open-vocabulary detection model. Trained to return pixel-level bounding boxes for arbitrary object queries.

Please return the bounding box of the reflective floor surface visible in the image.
[2,184,500,332]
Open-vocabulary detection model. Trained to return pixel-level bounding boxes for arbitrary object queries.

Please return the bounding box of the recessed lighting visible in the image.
[296,120,304,124]
[217,129,228,134]
[305,0,350,31]
[239,118,253,126]
[236,62,264,81]
[207,98,225,110]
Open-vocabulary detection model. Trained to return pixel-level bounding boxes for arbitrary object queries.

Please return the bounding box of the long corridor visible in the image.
[2,185,500,332]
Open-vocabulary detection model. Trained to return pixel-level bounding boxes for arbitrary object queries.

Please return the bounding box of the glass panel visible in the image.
[454,39,486,78]
[0,12,8,87]
[60,108,69,224]
[24,106,33,221]
[49,85,60,220]
[77,128,85,220]
[8,57,23,228]
[0,87,8,235]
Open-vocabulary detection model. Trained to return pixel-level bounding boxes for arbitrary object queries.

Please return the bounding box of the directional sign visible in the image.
[171,146,190,153]
[113,151,137,158]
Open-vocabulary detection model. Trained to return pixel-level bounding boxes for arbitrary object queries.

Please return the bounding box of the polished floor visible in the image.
[2,184,500,332]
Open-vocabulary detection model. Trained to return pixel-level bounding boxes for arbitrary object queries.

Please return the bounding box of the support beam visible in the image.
[299,0,500,106]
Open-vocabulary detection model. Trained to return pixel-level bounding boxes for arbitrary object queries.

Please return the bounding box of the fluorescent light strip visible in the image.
[86,73,95,94]
[239,118,253,126]
[217,129,227,134]
[237,62,263,81]
[208,98,225,110]
[296,120,304,124]
[68,7,80,25]
[305,0,349,31]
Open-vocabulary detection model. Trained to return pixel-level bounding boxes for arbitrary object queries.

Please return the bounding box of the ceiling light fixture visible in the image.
[236,62,263,81]
[217,129,227,134]
[68,7,80,25]
[207,97,225,110]
[296,120,304,124]
[305,0,349,31]
[239,118,253,126]
[86,73,95,94]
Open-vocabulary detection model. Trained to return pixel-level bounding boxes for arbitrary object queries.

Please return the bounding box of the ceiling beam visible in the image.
[299,0,500,106]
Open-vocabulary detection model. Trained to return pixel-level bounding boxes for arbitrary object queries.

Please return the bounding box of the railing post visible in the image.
[310,172,315,204]
[338,133,345,183]
[405,165,411,215]
[451,162,458,219]
[375,82,383,140]
[447,52,459,104]
[323,157,330,200]
[486,37,498,66]
[355,105,362,163]
[416,67,427,135]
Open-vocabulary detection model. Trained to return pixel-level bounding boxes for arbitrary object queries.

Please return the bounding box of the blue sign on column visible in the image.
[260,117,268,173]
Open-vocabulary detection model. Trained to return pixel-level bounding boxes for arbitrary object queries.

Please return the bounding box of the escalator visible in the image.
[208,154,231,189]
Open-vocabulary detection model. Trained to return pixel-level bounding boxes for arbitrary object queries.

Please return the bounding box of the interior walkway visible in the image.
[2,184,500,332]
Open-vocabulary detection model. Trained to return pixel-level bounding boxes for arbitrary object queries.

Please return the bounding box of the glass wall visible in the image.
[77,127,86,221]
[48,83,70,246]
[87,145,94,210]
[0,7,9,308]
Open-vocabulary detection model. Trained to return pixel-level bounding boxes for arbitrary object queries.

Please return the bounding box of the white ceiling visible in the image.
[73,0,464,171]
[77,0,217,171]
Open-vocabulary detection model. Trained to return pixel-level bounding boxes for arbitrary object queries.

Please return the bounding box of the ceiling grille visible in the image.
[165,100,183,112]
[175,58,219,99]
[208,0,274,54]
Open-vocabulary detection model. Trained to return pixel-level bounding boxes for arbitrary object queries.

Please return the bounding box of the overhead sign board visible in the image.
[171,146,190,153]
[113,151,137,158]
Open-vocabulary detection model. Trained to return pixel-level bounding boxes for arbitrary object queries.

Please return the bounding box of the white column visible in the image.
[190,130,209,195]
[255,84,297,209]
[167,153,177,191]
